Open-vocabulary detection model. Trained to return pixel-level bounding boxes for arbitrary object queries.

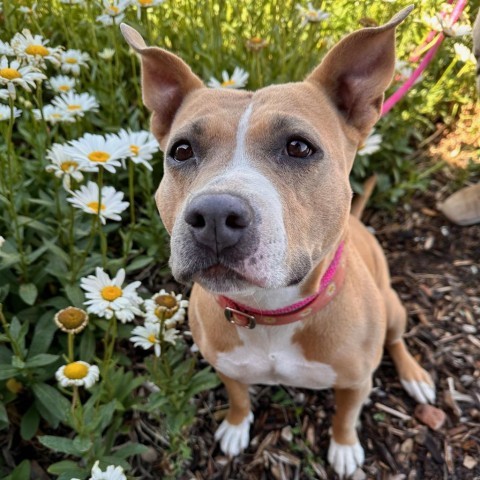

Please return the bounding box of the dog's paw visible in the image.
[327,439,365,478]
[214,411,254,456]
[401,379,436,404]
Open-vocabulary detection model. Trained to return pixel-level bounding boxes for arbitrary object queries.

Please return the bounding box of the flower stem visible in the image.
[68,332,74,362]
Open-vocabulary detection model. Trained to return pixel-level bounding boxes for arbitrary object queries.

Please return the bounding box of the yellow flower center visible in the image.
[25,44,49,56]
[52,113,62,119]
[64,362,89,379]
[57,307,88,329]
[139,0,153,4]
[101,285,123,301]
[130,145,140,156]
[0,68,21,80]
[108,5,120,13]
[148,333,156,343]
[307,10,318,18]
[88,151,111,163]
[65,57,78,64]
[221,79,235,87]
[6,378,23,394]
[61,160,78,171]
[59,85,71,91]
[67,104,81,111]
[250,37,263,44]
[87,201,106,213]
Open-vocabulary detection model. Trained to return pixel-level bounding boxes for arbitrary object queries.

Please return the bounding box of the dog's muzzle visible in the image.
[184,193,254,255]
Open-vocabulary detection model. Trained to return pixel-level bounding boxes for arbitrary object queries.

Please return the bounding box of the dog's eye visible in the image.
[286,139,314,158]
[171,142,194,162]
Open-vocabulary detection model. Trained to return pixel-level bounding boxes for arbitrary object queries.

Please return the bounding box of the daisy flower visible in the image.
[55,361,100,388]
[207,67,249,89]
[453,43,475,64]
[33,104,76,124]
[48,74,76,94]
[0,40,14,56]
[65,133,130,173]
[11,29,62,68]
[90,461,127,480]
[60,49,90,75]
[144,290,188,327]
[423,13,471,37]
[394,60,422,85]
[295,3,330,27]
[357,131,382,156]
[67,181,129,224]
[96,0,130,26]
[0,89,9,100]
[132,0,164,7]
[0,56,46,98]
[115,129,159,170]
[51,91,99,117]
[80,267,143,323]
[18,3,37,15]
[130,322,161,356]
[60,0,85,4]
[0,104,21,121]
[54,306,89,334]
[98,48,115,60]
[46,143,85,190]
[0,236,5,248]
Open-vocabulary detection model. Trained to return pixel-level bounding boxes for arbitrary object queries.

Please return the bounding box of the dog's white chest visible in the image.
[216,324,337,389]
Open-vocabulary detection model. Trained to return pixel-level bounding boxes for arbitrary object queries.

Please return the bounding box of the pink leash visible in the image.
[382,0,469,116]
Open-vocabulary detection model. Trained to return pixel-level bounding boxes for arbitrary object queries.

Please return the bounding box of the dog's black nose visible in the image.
[184,194,253,254]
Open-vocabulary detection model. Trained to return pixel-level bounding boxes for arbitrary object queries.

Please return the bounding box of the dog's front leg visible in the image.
[328,378,371,478]
[214,372,254,456]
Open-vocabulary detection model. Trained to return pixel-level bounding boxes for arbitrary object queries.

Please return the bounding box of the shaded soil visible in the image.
[173,167,480,480]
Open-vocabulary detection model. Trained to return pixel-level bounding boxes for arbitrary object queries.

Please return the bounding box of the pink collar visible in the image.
[218,242,346,328]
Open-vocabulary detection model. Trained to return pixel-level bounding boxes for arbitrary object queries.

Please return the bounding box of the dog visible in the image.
[121,6,435,477]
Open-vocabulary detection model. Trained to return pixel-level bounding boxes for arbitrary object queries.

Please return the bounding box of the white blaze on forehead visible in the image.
[232,103,253,167]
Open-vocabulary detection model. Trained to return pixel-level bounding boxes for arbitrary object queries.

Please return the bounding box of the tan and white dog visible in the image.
[122,6,435,477]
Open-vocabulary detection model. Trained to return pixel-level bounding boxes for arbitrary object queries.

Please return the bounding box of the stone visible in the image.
[414,404,446,430]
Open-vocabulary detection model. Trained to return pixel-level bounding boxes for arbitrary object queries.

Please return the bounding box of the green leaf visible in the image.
[0,284,10,302]
[73,436,93,453]
[20,406,39,440]
[187,367,220,397]
[0,334,10,343]
[47,460,85,478]
[125,256,152,273]
[39,435,83,456]
[0,401,8,427]
[0,365,19,381]
[19,283,38,306]
[25,353,59,368]
[32,383,69,425]
[64,284,85,307]
[3,460,30,480]
[113,442,149,459]
[28,311,58,358]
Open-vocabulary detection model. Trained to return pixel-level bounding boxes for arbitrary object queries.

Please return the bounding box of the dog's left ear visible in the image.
[307,6,413,138]
[120,24,204,141]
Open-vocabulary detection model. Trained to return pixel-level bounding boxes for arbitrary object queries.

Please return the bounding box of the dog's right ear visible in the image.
[120,24,204,140]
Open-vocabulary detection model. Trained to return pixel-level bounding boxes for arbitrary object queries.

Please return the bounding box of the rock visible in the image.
[141,446,158,463]
[400,438,414,454]
[463,455,477,470]
[281,425,293,443]
[414,404,446,430]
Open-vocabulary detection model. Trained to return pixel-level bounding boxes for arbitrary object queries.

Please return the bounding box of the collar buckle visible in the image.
[224,307,256,329]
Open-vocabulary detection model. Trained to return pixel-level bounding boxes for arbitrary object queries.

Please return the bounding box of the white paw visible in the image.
[327,439,365,478]
[214,411,254,456]
[401,380,436,404]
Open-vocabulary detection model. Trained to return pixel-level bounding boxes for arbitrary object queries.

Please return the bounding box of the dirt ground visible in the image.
[171,166,479,480]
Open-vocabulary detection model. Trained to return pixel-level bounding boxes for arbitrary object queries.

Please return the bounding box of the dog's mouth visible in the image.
[190,263,267,293]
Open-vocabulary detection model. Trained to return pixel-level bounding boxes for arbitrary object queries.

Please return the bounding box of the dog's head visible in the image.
[122,7,412,295]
